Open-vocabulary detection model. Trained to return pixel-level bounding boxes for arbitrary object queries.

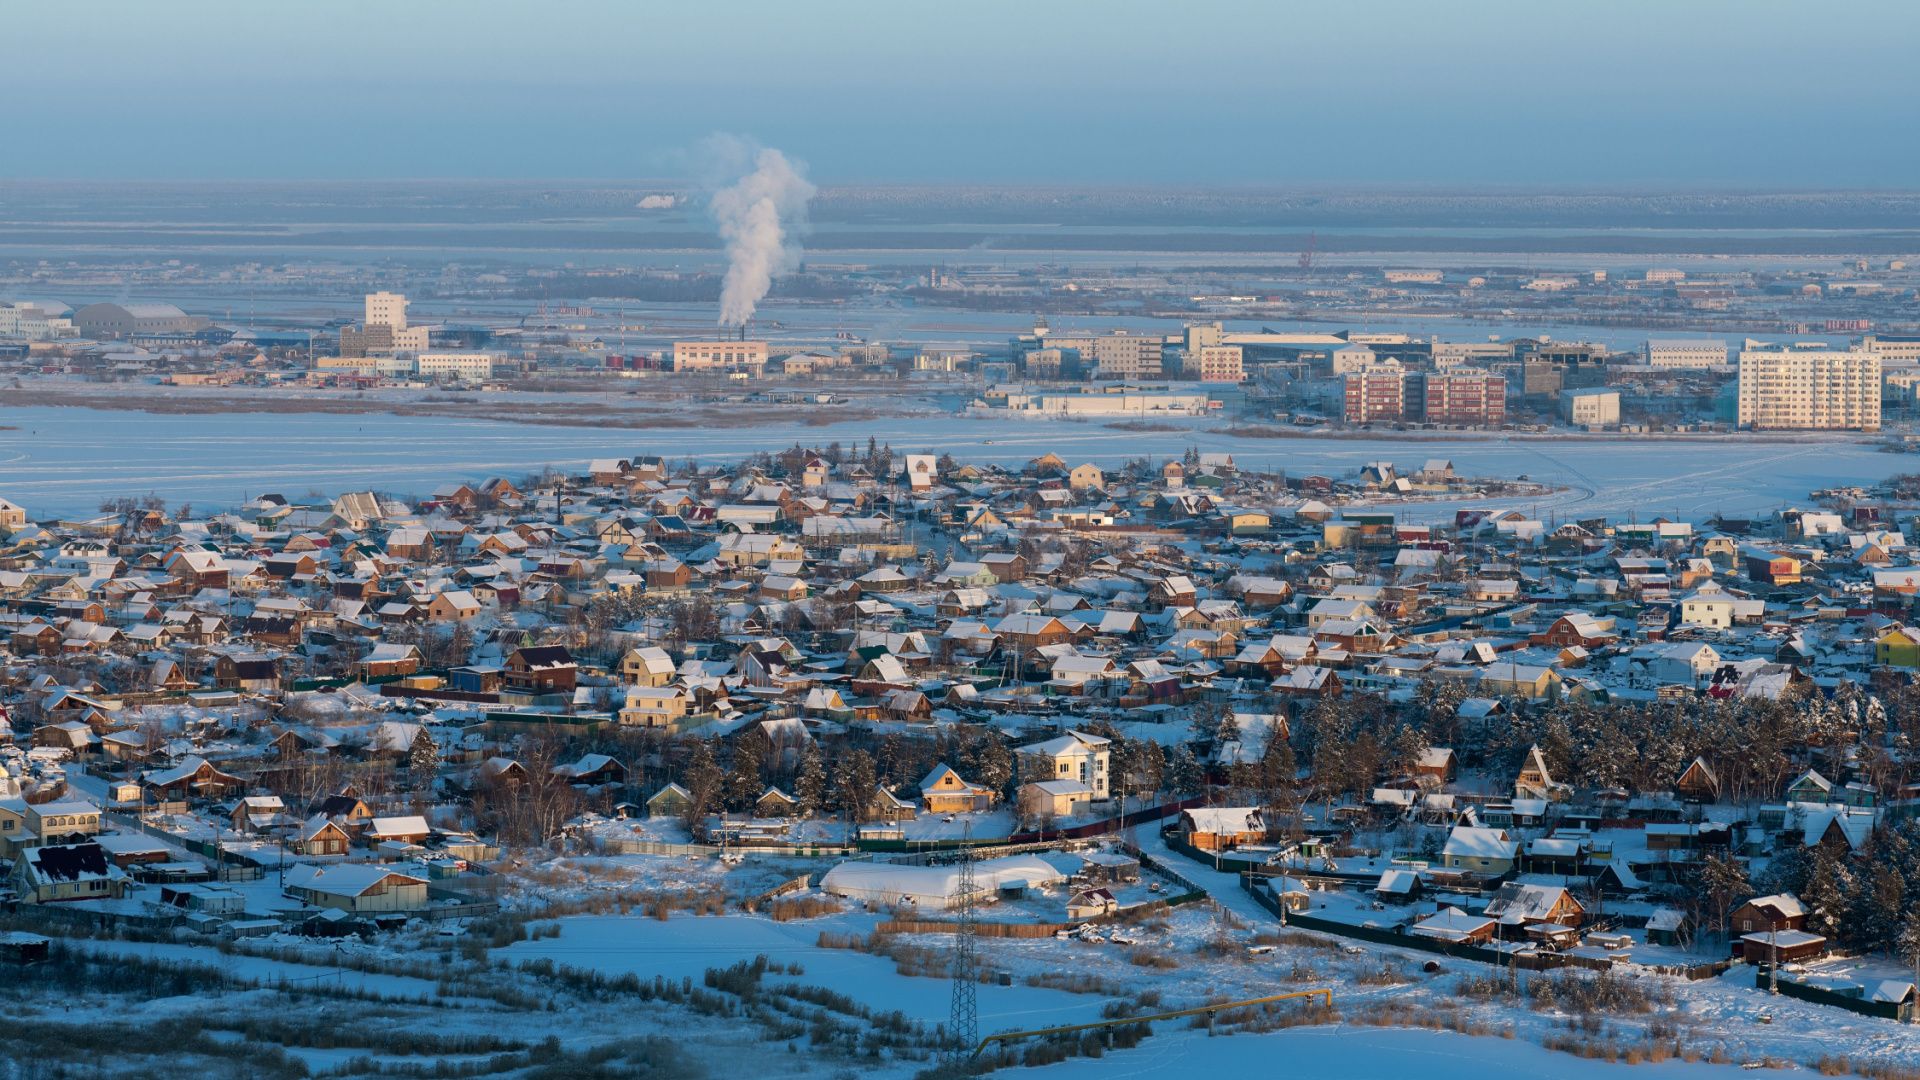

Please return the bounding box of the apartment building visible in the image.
[1344,367,1408,423]
[1044,332,1163,380]
[1424,369,1507,427]
[1736,342,1880,431]
[1647,338,1729,370]
[1186,344,1245,383]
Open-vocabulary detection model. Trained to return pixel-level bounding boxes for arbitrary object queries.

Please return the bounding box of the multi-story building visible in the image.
[1344,366,1408,423]
[673,340,769,373]
[1329,344,1379,374]
[365,291,409,330]
[1647,338,1729,370]
[1016,730,1111,801]
[1188,345,1244,383]
[1424,369,1507,427]
[416,353,495,381]
[1736,342,1880,431]
[1074,332,1164,380]
[1036,332,1164,380]
[1519,342,1609,397]
[1432,341,1513,368]
[1883,368,1920,411]
[339,292,429,357]
[1862,335,1920,366]
[1561,387,1621,428]
[1023,348,1066,379]
[0,301,74,341]
[980,390,1211,417]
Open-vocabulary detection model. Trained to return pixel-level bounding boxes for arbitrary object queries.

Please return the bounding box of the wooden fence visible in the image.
[593,836,859,858]
[1760,967,1915,1022]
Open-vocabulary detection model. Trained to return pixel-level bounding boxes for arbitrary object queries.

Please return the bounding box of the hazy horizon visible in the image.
[8,0,1919,187]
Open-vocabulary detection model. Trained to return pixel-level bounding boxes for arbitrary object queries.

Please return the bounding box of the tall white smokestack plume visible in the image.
[704,138,815,329]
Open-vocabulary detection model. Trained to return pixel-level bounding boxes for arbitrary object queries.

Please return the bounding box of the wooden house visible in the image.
[1179,807,1264,853]
[918,764,997,814]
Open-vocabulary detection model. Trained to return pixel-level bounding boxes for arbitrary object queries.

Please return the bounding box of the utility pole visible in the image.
[949,821,980,1061]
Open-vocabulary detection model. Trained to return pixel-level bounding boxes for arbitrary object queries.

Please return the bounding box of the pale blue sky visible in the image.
[7,0,1917,185]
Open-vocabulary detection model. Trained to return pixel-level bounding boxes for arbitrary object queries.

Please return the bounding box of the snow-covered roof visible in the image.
[819,854,1065,908]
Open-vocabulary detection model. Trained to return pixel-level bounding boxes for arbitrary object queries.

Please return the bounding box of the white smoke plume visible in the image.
[702,136,815,328]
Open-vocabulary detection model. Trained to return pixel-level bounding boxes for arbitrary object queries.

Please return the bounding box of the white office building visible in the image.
[416,353,496,381]
[0,301,74,341]
[1647,338,1728,370]
[365,291,409,330]
[1560,388,1621,429]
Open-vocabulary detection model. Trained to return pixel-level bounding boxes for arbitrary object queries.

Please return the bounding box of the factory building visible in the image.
[72,302,209,340]
[673,340,770,373]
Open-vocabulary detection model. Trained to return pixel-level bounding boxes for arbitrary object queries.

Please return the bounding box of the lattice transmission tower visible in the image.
[948,822,980,1060]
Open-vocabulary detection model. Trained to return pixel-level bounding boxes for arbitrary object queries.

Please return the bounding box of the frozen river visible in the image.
[0,402,1903,523]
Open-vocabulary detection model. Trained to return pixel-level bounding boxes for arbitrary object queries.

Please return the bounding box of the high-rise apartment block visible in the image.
[1188,345,1244,383]
[1423,369,1507,426]
[1736,342,1879,431]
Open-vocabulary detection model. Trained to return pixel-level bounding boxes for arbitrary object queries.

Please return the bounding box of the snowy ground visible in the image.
[1025,1025,1797,1079]
[2,402,1906,522]
[13,828,1920,1077]
[505,910,1108,1031]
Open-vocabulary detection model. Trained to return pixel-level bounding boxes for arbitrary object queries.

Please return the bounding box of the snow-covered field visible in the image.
[505,910,1108,1030]
[1,402,1902,522]
[1027,1025,1795,1079]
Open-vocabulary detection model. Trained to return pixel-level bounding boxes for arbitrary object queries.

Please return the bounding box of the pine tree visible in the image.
[1258,734,1296,811]
[1696,852,1751,937]
[407,728,439,799]
[726,736,764,813]
[1389,723,1429,779]
[793,744,827,818]
[876,732,907,786]
[1897,906,1920,988]
[682,739,725,828]
[1800,842,1856,941]
[833,749,878,820]
[1213,709,1242,750]
[975,738,1013,795]
[1853,859,1906,954]
[1167,744,1204,796]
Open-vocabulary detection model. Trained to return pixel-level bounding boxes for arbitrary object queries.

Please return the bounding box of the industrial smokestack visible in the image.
[702,136,814,329]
